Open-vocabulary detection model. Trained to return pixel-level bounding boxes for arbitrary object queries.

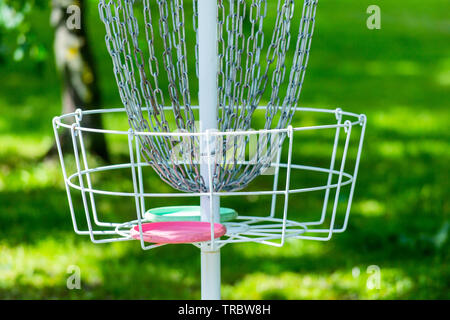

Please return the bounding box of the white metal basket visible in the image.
[51,0,368,300]
[52,106,366,251]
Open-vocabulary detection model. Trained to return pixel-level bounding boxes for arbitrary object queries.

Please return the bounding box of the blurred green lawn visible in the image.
[0,0,449,299]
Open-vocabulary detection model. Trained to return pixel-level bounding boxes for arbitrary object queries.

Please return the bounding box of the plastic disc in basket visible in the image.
[144,206,238,222]
[130,222,227,244]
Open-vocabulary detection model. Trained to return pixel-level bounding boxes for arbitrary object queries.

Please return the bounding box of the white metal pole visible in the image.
[198,0,221,300]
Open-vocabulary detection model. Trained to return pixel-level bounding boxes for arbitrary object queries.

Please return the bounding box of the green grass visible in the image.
[0,0,449,299]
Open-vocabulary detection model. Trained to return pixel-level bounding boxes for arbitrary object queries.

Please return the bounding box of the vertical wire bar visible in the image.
[52,117,82,234]
[335,115,367,232]
[280,126,294,246]
[74,110,116,227]
[135,135,146,219]
[324,120,353,240]
[306,109,343,226]
[206,130,217,251]
[269,137,284,218]
[130,133,165,250]
[128,130,147,250]
[70,124,97,243]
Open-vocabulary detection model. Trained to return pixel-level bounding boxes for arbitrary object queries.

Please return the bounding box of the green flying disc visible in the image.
[144,206,238,222]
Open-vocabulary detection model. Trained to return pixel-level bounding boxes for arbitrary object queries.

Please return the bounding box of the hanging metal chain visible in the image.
[98,0,318,193]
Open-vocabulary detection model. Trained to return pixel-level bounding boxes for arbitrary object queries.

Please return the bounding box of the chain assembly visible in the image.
[98,0,318,193]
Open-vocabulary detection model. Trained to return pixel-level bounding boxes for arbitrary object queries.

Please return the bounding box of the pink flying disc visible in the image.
[130,221,227,244]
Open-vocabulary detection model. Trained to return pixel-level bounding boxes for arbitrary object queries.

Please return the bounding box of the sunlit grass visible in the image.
[354,200,386,217]
[222,268,415,300]
[0,135,53,159]
[0,157,62,192]
[372,107,448,136]
[0,238,113,290]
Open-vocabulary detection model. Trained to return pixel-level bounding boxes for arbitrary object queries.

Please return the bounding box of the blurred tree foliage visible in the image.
[0,0,109,161]
[0,0,48,67]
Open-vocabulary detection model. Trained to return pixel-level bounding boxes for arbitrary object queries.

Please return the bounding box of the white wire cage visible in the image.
[52,106,366,251]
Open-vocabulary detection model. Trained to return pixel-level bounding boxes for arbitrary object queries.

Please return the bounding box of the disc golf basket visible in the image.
[52,0,367,300]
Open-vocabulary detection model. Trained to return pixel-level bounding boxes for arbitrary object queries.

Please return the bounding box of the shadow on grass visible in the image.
[0,188,72,244]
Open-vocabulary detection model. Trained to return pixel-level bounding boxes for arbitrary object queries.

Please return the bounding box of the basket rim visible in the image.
[53,106,366,137]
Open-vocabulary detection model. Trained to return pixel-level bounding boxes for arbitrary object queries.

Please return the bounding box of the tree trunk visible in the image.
[49,0,109,161]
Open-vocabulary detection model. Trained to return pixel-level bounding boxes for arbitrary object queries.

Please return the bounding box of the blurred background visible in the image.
[0,0,448,299]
